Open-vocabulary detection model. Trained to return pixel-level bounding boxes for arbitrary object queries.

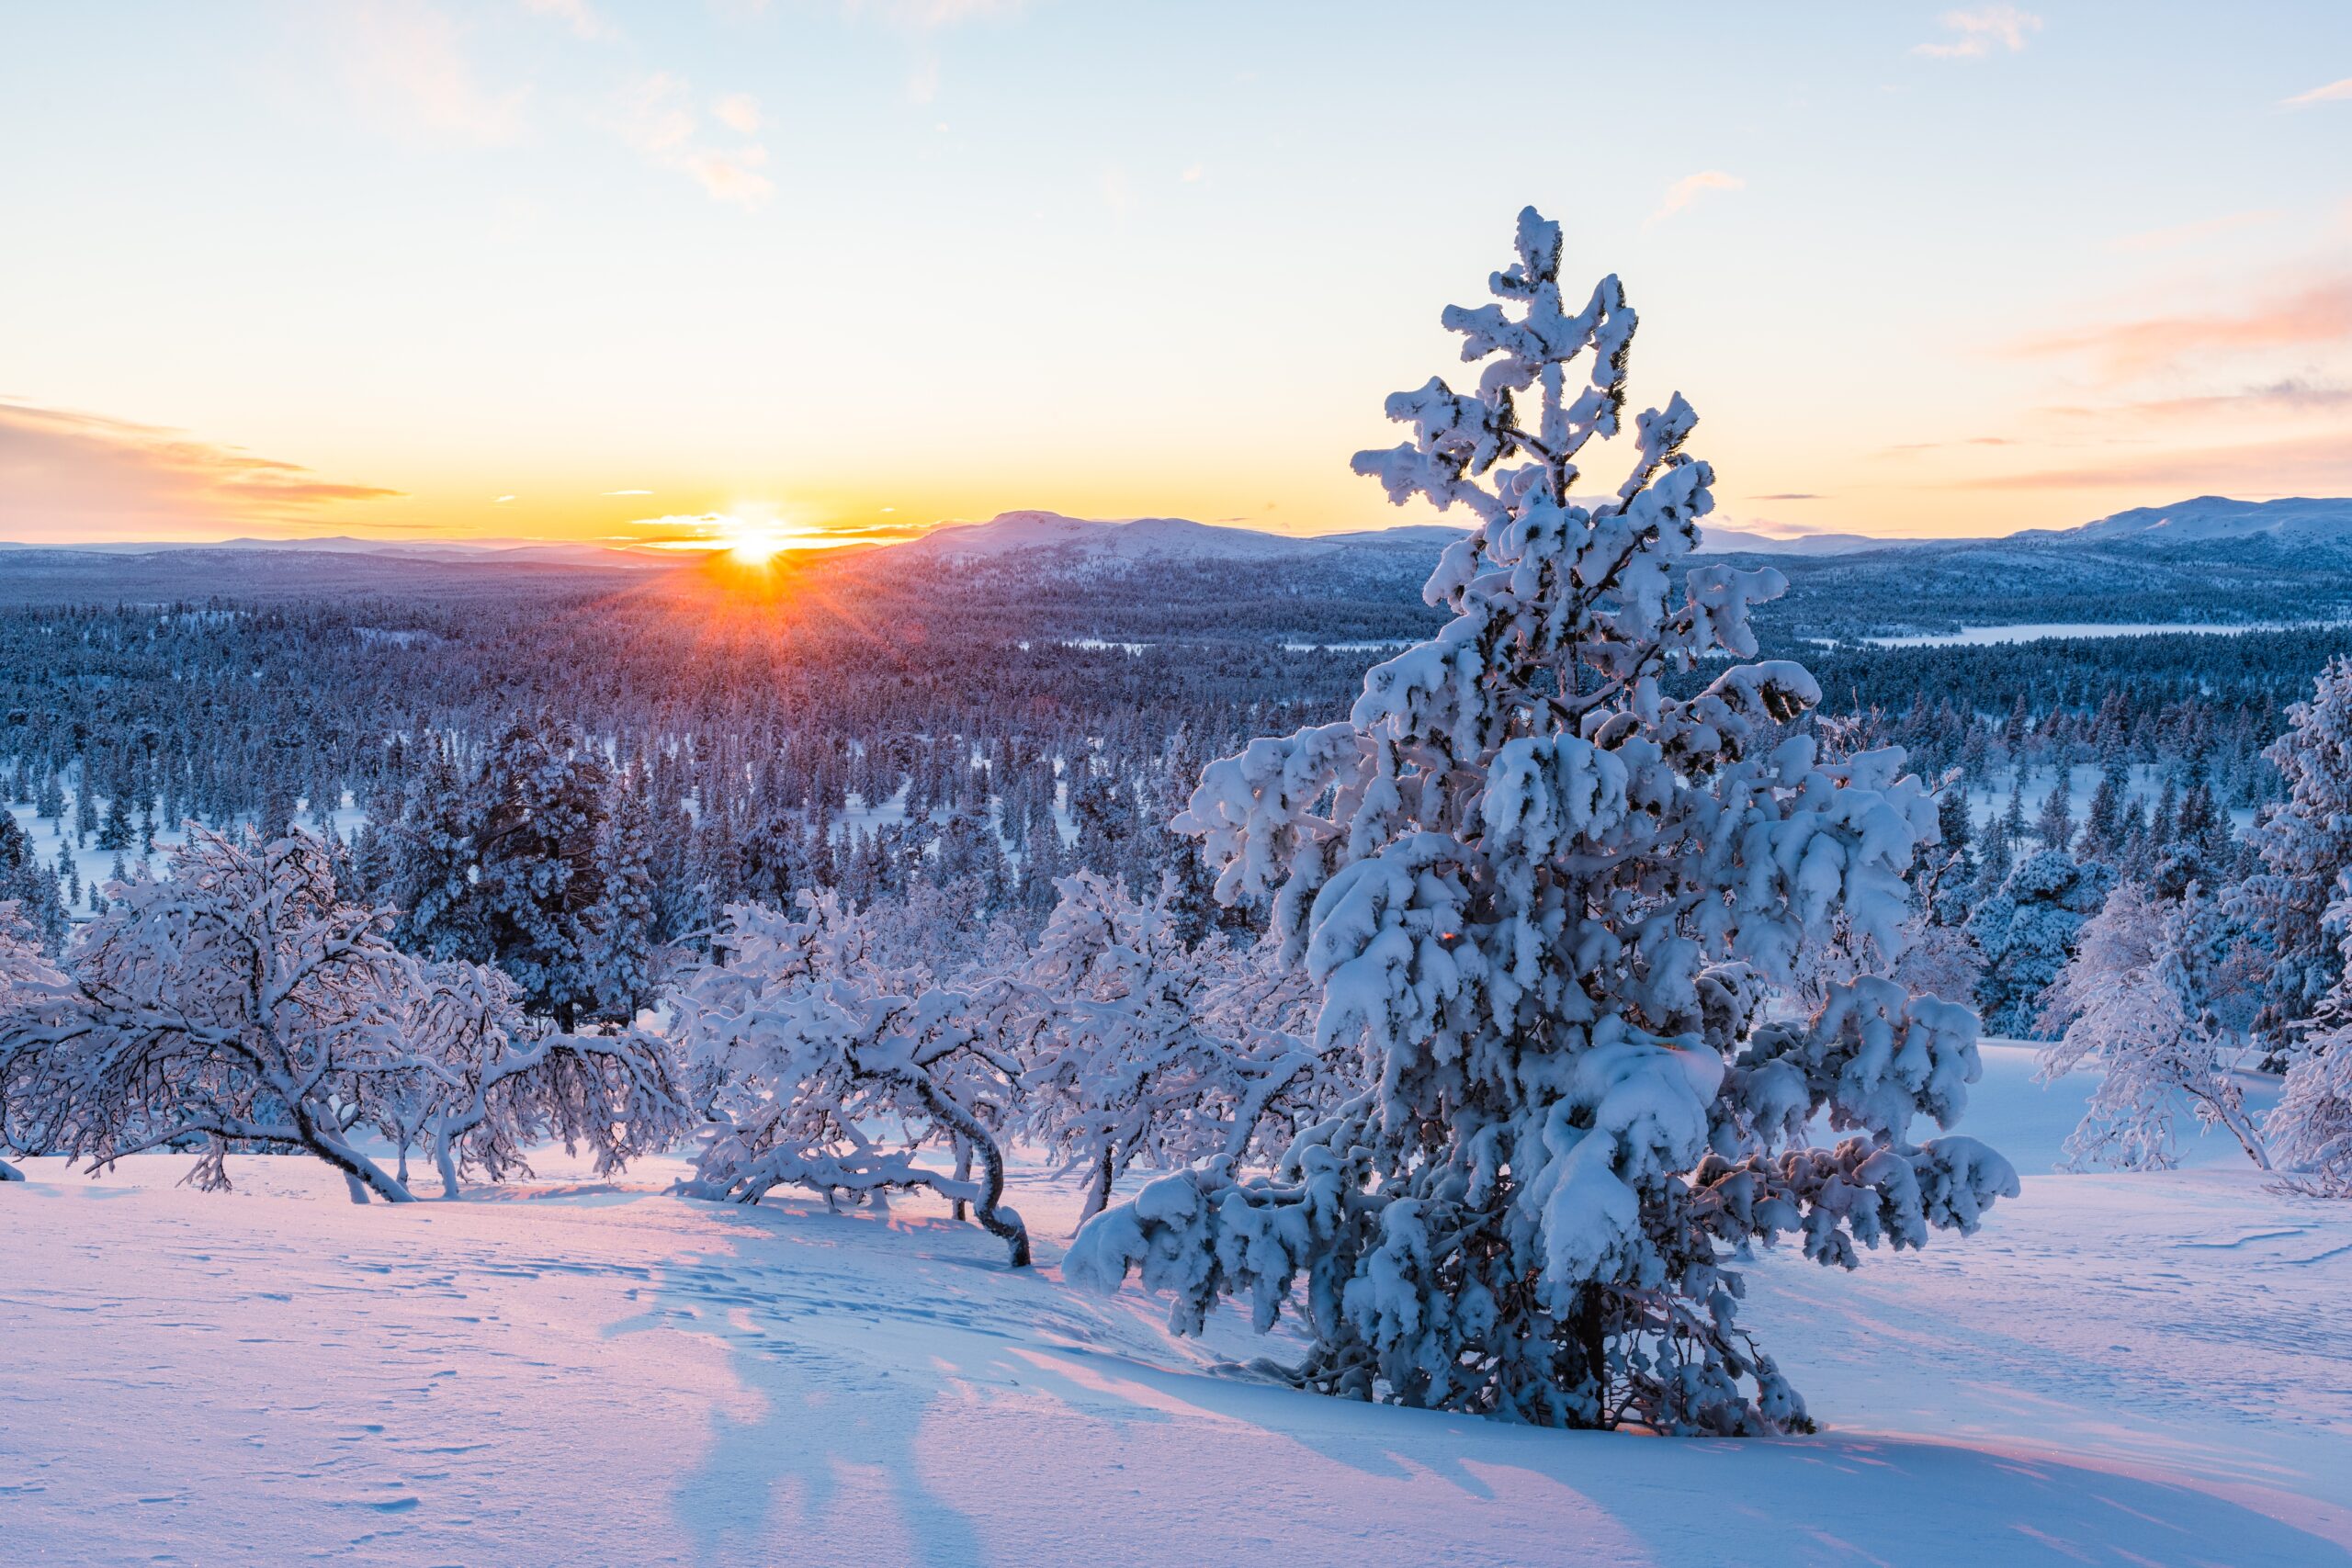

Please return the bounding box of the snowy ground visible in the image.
[4,1049,2346,1567]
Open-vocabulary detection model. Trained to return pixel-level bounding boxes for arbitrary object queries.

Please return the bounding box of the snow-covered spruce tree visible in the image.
[0,813,68,953]
[668,894,1034,1265]
[0,902,72,1181]
[383,958,689,1199]
[1021,871,1323,1221]
[2038,882,2269,1170]
[1067,209,2015,1434]
[2237,657,2352,1052]
[1,828,424,1201]
[1967,849,2110,1040]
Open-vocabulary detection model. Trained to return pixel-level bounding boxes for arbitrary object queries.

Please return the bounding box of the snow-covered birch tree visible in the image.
[0,829,424,1201]
[384,958,688,1199]
[669,895,1035,1265]
[2037,882,2269,1170]
[2269,1033,2352,1196]
[1021,872,1326,1220]
[1066,208,2015,1434]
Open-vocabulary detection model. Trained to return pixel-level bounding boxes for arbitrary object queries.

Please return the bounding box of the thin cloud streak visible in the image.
[2283,77,2352,109]
[0,400,401,540]
[1955,432,2352,492]
[2110,209,2280,254]
[2044,378,2352,423]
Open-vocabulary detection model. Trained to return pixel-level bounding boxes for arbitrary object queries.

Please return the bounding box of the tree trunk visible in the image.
[1080,1145,1114,1224]
[297,1108,415,1203]
[434,1127,466,1200]
[903,1074,1029,1267]
[0,1156,24,1182]
[950,1135,971,1222]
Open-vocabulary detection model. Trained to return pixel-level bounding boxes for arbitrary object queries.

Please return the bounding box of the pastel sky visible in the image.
[3,1,2349,548]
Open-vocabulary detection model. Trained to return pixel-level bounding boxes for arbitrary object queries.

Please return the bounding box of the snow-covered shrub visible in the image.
[668,894,1034,1265]
[2038,883,2269,1170]
[0,828,424,1201]
[1067,208,2014,1435]
[1020,872,1327,1219]
[382,959,689,1199]
[1967,849,2110,1039]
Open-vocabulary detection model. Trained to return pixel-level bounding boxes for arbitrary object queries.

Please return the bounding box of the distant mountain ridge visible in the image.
[6,496,2347,569]
[890,511,1916,561]
[2030,495,2352,547]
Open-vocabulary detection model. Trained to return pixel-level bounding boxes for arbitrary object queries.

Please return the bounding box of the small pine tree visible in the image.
[2034,767,2075,853]
[1968,849,2111,1039]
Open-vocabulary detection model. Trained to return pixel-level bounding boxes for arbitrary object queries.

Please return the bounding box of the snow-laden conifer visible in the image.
[1066,208,2015,1433]
[2238,657,2352,1044]
[0,902,70,1181]
[1968,849,2109,1039]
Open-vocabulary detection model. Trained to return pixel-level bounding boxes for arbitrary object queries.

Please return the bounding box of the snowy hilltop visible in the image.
[2052,495,2352,547]
[892,510,1456,561]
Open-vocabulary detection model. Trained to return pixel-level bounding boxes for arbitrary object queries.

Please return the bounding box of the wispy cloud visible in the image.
[520,0,616,41]
[603,488,654,496]
[0,400,401,541]
[1753,492,1824,501]
[713,93,763,135]
[1884,436,2017,454]
[2110,209,2280,254]
[842,0,1029,28]
[1914,6,2041,60]
[2284,77,2352,109]
[339,2,527,146]
[1647,170,1742,227]
[1101,164,1136,214]
[2009,277,2352,378]
[612,73,774,209]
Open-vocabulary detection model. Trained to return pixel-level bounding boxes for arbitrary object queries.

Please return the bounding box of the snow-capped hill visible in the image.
[899,512,1423,561]
[1694,525,1902,556]
[2056,495,2352,546]
[894,511,1925,563]
[1311,524,1476,549]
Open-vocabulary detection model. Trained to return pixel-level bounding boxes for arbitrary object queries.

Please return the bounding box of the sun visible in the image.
[718,514,791,565]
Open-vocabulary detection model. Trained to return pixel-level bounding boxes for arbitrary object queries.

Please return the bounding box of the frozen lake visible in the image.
[1860,620,2342,649]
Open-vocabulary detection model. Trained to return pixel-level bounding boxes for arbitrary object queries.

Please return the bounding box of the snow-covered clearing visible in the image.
[3,1048,2345,1567]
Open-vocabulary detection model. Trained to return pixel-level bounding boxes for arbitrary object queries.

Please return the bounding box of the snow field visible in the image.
[2,1051,2346,1568]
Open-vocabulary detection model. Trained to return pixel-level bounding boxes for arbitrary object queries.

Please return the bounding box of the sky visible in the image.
[1,0,2349,549]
